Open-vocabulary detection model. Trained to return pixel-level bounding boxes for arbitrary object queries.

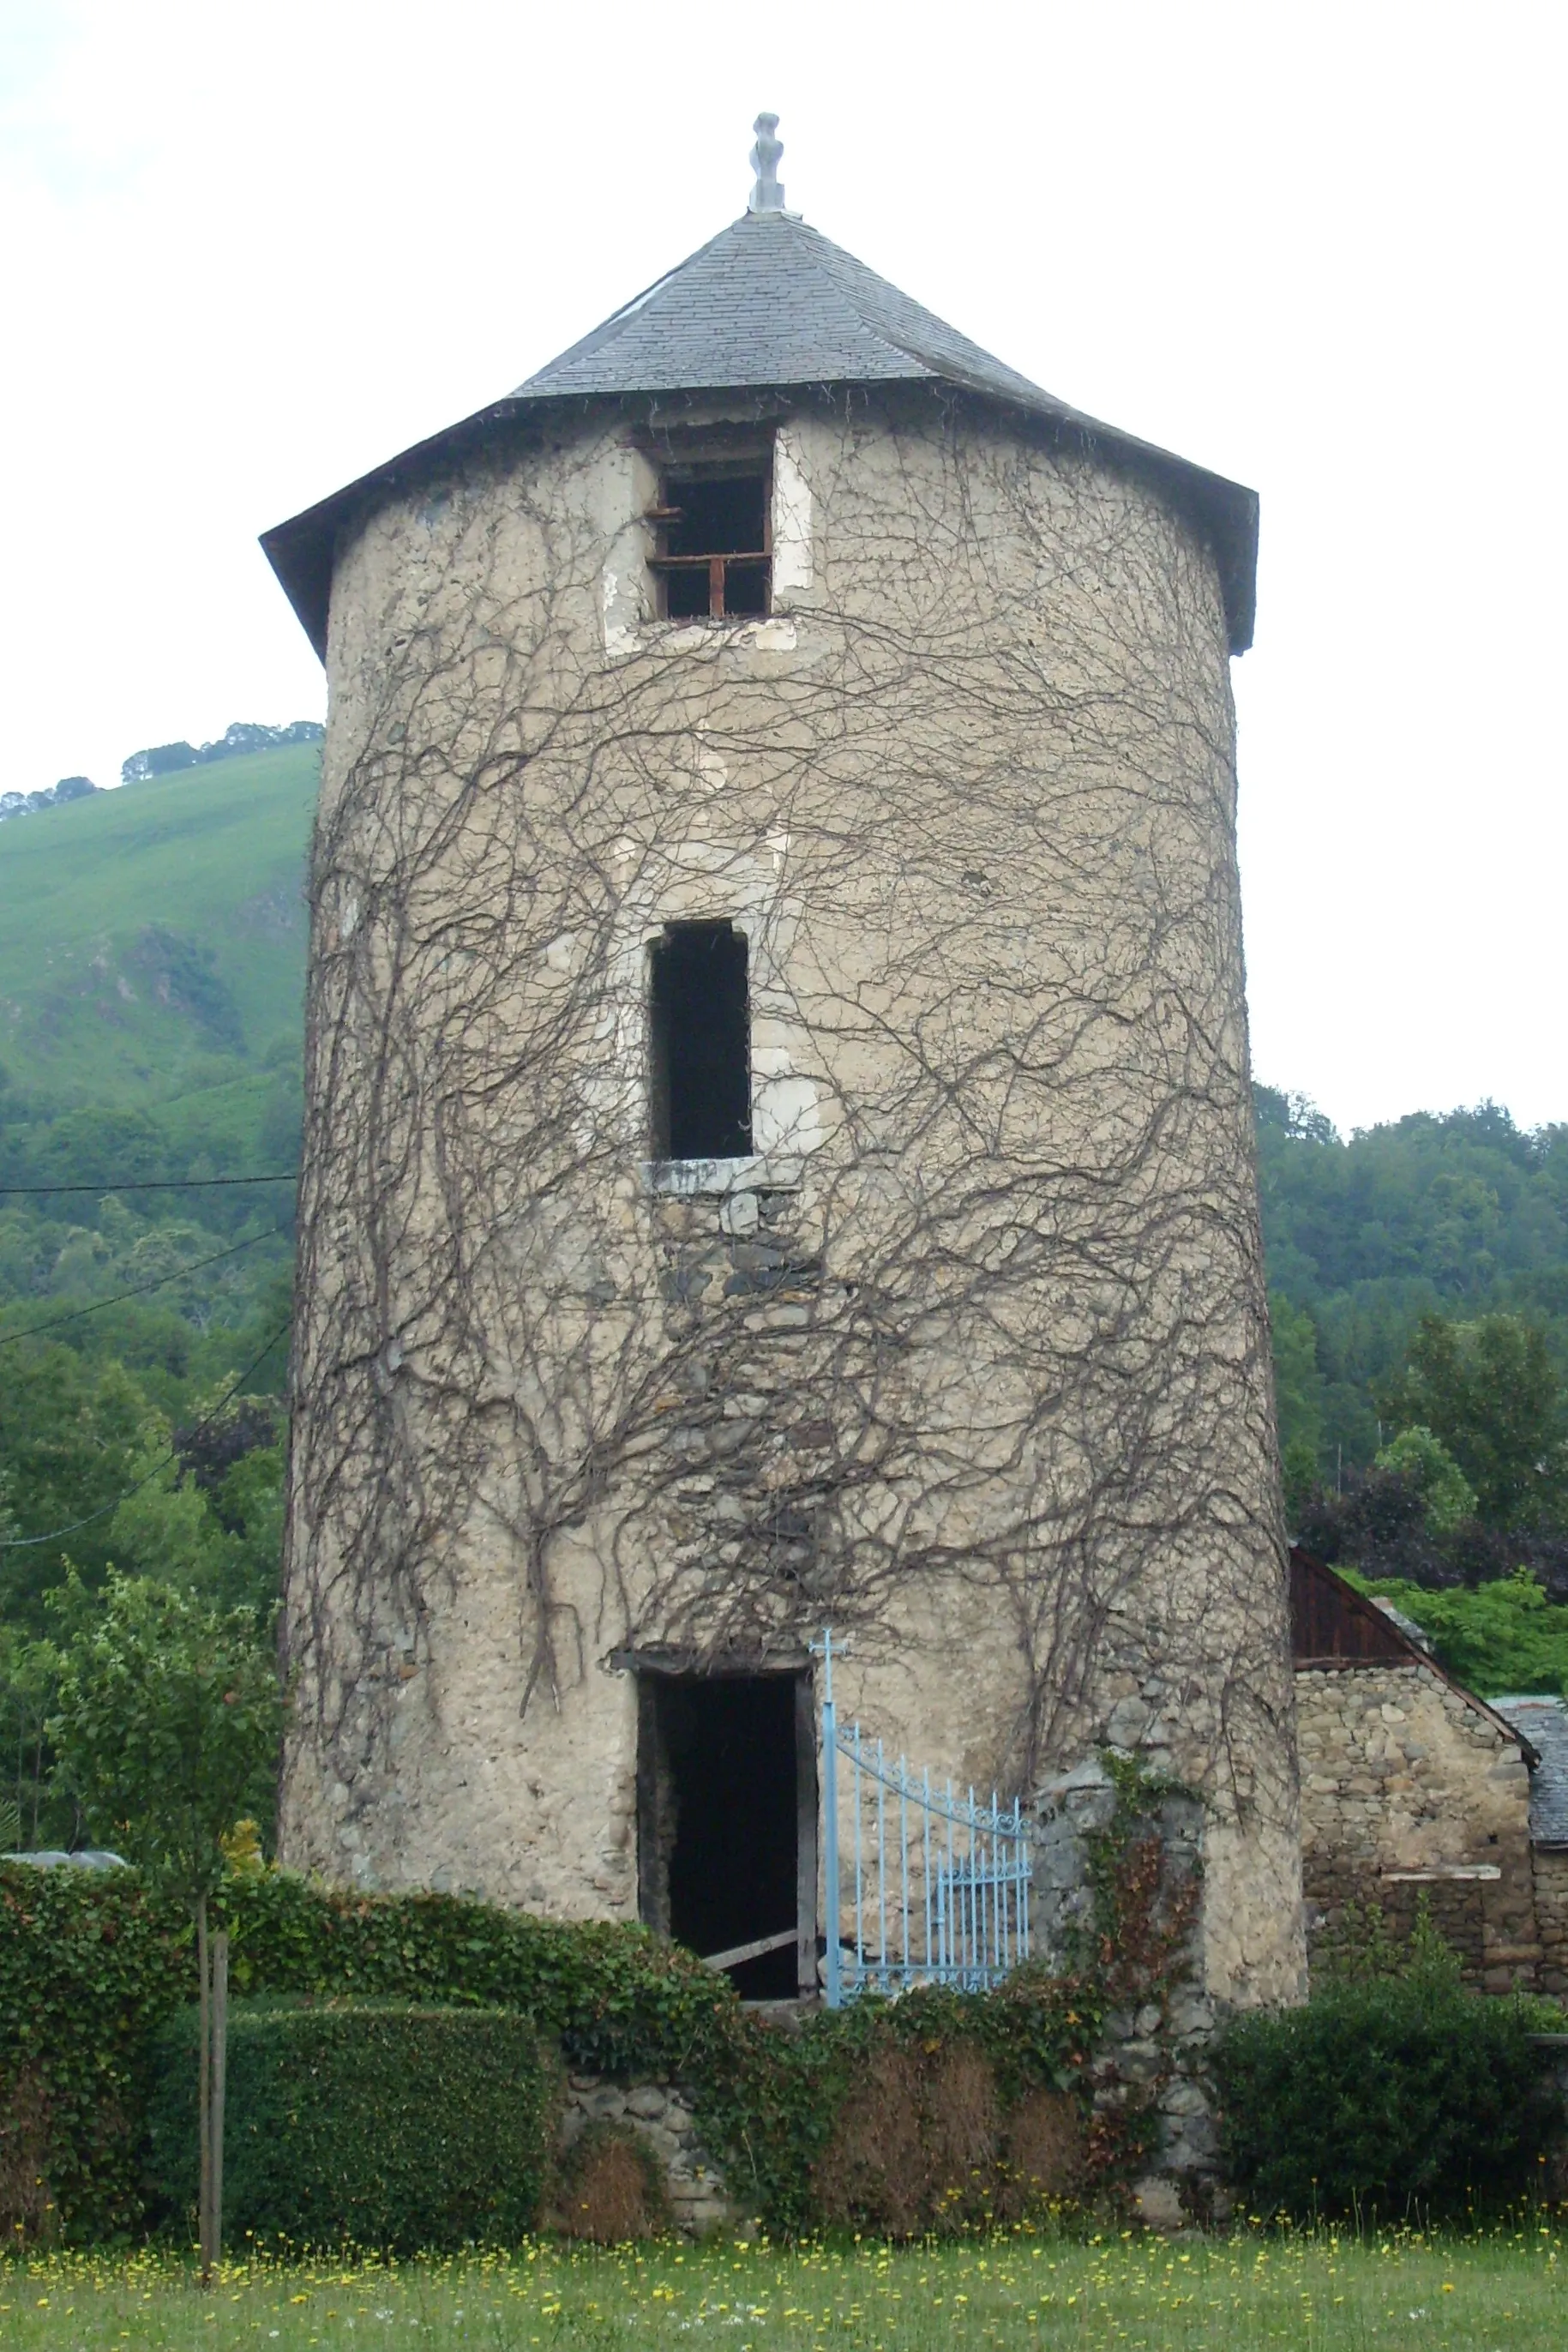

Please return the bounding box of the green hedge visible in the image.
[1217,1972,1562,2217]
[1,1767,1187,2244]
[147,2002,556,2252]
[0,1862,189,2241]
[1,1864,1110,2242]
[0,1862,733,2242]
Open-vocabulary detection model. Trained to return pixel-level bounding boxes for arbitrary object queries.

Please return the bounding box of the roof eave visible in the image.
[260,394,528,660]
[261,380,1258,662]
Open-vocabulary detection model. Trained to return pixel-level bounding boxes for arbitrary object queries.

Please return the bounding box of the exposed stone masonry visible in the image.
[1031,1758,1217,2220]
[1295,1661,1540,1990]
[1537,1851,1568,1999]
[560,2076,734,2235]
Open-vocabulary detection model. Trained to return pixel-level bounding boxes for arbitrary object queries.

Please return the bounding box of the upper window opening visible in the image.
[650,467,771,621]
[649,921,752,1161]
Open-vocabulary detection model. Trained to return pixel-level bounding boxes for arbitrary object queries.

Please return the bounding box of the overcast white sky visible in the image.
[1,0,1561,1136]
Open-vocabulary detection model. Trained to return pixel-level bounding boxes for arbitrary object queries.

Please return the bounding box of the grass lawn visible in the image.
[2,2227,1565,2352]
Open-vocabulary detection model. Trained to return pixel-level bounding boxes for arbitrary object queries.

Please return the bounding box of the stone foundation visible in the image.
[560,2076,734,2235]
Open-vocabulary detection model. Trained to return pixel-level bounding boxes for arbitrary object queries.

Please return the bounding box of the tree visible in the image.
[121,742,198,785]
[1271,1292,1327,1525]
[1271,1293,1326,1466]
[0,1345,150,1627]
[48,1573,283,2277]
[0,1619,65,1850]
[1373,1424,1476,1536]
[1382,1314,1567,1530]
[1294,1465,1441,1585]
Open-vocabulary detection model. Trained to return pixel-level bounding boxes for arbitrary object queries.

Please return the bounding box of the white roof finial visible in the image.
[748,113,785,214]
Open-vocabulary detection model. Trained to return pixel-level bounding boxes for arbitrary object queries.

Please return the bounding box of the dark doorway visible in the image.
[637,1671,814,2000]
[648,922,752,1160]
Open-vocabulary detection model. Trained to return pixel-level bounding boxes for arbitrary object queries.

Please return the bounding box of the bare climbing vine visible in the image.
[281,385,1293,1882]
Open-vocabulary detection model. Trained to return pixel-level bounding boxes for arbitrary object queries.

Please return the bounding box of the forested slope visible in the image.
[0,750,311,1676]
[1257,1086,1568,1474]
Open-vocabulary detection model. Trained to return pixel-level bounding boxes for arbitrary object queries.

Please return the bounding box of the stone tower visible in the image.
[264,123,1303,2012]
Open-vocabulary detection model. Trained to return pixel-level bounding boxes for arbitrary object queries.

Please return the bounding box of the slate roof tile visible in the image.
[1493,1696,1568,1845]
[262,208,1258,660]
[514,212,1060,412]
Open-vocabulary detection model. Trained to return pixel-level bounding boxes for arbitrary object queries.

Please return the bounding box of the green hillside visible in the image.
[0,752,314,1663]
[0,743,315,1128]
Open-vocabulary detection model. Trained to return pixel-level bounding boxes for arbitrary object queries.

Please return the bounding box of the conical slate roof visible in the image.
[264,209,1257,659]
[512,210,1063,414]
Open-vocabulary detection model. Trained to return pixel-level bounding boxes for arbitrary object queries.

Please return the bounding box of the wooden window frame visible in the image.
[645,448,773,623]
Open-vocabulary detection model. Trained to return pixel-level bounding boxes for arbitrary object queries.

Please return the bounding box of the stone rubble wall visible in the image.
[1535,1850,1568,1999]
[1295,1661,1540,1991]
[560,2075,735,2235]
[1032,1757,1217,2222]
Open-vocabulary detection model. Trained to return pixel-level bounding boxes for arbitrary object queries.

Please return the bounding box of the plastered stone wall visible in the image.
[1295,1662,1539,1990]
[279,385,1303,2009]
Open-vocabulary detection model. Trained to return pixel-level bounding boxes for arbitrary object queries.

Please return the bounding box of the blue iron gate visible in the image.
[814,1631,1032,2006]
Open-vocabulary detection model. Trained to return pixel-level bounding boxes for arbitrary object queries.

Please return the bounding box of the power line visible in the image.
[0,1226,287,1353]
[0,1173,297,1196]
[0,1321,292,1553]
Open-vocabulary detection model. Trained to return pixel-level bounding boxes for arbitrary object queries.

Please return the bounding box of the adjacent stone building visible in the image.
[261,123,1303,2016]
[1292,1547,1568,1994]
[1493,1694,1568,1997]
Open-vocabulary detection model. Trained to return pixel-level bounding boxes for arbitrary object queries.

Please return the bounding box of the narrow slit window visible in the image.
[650,469,771,620]
[649,921,752,1160]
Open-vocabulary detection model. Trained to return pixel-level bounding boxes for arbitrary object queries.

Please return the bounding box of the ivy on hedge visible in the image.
[0,1862,186,2241]
[0,1759,1193,2244]
[0,1863,736,2241]
[690,1963,1101,2235]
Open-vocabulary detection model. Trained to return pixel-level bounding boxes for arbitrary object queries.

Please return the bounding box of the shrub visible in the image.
[147,2000,558,2252]
[1217,1959,1562,2217]
[1,1759,1175,2243]
[1343,1563,1568,1698]
[551,2122,672,2242]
